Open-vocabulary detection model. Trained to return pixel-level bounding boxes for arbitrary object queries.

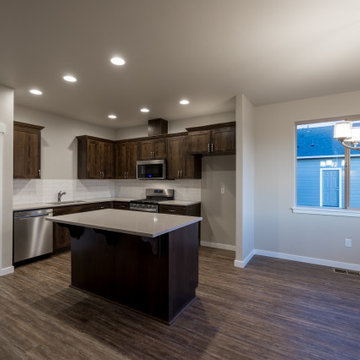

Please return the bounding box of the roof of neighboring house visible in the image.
[297,125,344,157]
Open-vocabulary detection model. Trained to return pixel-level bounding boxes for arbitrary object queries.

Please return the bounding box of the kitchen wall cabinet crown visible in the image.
[186,122,235,155]
[77,136,115,179]
[14,121,44,179]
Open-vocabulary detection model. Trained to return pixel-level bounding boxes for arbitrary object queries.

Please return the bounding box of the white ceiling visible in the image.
[1,0,360,128]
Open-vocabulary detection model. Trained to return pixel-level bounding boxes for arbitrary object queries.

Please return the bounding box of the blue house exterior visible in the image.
[297,122,360,208]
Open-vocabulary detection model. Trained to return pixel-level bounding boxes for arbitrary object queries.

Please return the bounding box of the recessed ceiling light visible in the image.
[63,74,77,83]
[140,107,150,113]
[29,89,43,95]
[179,99,190,105]
[108,114,117,120]
[110,56,126,66]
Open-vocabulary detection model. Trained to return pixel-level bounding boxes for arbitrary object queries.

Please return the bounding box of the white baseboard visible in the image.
[200,241,236,252]
[254,249,360,272]
[0,266,14,276]
[234,249,256,268]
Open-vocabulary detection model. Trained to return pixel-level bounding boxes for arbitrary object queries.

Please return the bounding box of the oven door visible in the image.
[136,160,166,180]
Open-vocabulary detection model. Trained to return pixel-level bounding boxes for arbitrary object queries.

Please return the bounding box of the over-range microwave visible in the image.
[136,159,167,180]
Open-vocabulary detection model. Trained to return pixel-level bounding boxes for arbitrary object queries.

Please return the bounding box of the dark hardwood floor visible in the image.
[0,248,359,359]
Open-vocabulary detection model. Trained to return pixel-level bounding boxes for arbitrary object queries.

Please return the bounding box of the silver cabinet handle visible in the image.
[38,169,41,177]
[177,170,180,177]
[208,143,210,152]
[211,143,214,152]
[167,209,177,213]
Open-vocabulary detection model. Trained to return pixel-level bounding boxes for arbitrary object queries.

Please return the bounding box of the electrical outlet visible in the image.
[345,238,352,248]
[221,185,225,194]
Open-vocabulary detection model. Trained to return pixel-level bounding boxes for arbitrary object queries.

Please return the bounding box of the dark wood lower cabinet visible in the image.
[53,202,113,252]
[113,201,130,210]
[68,222,199,324]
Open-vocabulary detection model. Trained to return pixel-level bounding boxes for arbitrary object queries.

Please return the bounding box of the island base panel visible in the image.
[70,224,199,323]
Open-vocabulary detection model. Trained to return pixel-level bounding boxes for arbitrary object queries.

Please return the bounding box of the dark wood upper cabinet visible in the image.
[13,121,44,179]
[115,141,138,179]
[77,136,114,179]
[138,138,166,160]
[186,122,235,155]
[167,135,201,179]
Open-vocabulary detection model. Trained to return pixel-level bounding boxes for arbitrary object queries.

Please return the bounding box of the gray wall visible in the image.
[0,85,14,271]
[201,155,236,248]
[14,106,117,179]
[254,90,360,265]
[116,112,235,139]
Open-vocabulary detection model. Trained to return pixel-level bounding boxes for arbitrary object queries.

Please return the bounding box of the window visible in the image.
[296,120,360,209]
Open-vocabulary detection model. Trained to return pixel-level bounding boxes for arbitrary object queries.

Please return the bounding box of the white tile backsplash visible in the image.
[115,179,201,201]
[13,179,115,205]
[13,179,201,205]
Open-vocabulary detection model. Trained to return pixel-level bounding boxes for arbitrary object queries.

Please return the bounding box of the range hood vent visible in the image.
[148,118,168,137]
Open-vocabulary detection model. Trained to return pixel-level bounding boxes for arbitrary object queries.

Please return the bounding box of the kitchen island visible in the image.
[47,209,202,324]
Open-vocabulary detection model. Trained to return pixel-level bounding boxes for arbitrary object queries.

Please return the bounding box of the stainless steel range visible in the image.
[130,189,174,213]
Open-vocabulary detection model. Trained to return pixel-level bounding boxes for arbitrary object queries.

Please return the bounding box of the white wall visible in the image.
[116,112,235,139]
[201,155,236,250]
[0,85,14,274]
[254,90,360,267]
[234,95,255,267]
[14,105,116,179]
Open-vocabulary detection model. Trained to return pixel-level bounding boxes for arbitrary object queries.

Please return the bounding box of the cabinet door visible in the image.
[102,141,114,178]
[167,137,185,179]
[14,125,41,179]
[127,141,138,179]
[138,140,154,160]
[188,130,211,154]
[153,139,166,159]
[212,126,235,154]
[13,130,27,178]
[115,142,127,179]
[87,139,102,178]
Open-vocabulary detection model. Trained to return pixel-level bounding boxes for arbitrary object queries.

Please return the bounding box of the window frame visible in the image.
[295,115,360,211]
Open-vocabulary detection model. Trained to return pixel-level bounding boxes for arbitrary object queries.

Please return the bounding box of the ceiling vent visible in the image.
[148,118,168,137]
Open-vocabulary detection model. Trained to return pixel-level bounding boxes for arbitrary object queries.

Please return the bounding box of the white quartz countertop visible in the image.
[47,209,202,238]
[160,200,200,206]
[13,198,200,211]
[13,197,134,211]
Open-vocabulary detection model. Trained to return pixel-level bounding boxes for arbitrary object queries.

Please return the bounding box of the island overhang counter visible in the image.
[47,209,202,324]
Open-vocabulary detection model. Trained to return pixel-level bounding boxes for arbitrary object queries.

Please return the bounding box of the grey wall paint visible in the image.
[0,85,14,270]
[235,95,255,262]
[116,111,235,139]
[201,155,236,246]
[14,106,117,179]
[254,90,360,265]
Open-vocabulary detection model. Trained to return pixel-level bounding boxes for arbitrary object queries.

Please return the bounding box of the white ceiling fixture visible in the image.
[334,121,360,151]
[108,114,117,120]
[140,107,150,113]
[179,99,190,105]
[110,56,126,66]
[29,89,43,96]
[63,74,77,83]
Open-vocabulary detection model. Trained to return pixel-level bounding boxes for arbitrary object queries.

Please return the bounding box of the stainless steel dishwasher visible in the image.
[13,208,53,263]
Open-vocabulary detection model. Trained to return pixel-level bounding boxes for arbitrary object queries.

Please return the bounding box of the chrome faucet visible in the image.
[57,191,66,202]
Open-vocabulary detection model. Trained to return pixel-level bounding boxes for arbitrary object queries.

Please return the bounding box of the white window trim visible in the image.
[291,206,360,217]
[319,167,342,208]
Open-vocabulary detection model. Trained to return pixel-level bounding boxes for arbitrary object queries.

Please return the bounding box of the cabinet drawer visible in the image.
[159,205,188,216]
[53,202,112,216]
[113,201,130,210]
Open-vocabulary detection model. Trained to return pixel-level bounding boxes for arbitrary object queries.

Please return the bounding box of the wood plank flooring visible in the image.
[0,248,359,359]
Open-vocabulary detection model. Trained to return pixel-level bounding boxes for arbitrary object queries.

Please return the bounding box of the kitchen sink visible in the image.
[45,200,86,205]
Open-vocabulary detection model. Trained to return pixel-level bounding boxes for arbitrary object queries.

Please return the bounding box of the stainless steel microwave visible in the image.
[136,159,166,180]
